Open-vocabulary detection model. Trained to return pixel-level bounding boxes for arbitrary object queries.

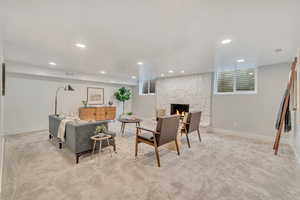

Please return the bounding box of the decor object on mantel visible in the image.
[82,100,88,107]
[114,87,132,114]
[79,106,116,121]
[54,84,75,116]
[87,87,104,105]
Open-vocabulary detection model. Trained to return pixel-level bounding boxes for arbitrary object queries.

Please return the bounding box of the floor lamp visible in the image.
[55,84,75,116]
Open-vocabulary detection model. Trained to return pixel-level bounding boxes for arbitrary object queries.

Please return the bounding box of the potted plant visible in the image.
[95,125,107,137]
[114,87,132,115]
[125,112,136,119]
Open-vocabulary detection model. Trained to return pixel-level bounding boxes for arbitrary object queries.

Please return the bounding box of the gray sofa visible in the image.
[49,115,116,163]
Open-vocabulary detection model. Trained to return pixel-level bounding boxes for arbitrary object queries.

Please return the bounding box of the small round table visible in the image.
[118,118,142,136]
[90,134,113,157]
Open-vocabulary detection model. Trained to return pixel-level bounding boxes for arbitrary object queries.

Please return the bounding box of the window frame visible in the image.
[139,79,156,96]
[214,68,258,95]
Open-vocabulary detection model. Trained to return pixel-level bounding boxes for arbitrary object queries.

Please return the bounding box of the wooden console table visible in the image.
[79,106,116,121]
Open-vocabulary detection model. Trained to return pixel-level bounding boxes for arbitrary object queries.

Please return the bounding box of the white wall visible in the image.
[212,63,290,137]
[3,73,132,135]
[132,86,156,119]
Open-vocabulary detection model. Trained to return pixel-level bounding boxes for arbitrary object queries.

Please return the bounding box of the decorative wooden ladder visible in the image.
[273,57,298,155]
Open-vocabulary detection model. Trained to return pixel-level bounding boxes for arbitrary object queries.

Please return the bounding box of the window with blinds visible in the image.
[140,79,156,95]
[215,68,256,94]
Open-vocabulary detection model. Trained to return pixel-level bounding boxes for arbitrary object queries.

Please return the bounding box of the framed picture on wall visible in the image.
[87,87,104,105]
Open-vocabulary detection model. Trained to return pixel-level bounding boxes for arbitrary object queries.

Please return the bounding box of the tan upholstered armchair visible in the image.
[136,115,180,167]
[181,111,202,148]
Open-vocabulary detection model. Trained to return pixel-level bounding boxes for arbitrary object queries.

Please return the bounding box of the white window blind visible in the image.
[215,67,256,94]
[236,68,255,91]
[217,71,234,93]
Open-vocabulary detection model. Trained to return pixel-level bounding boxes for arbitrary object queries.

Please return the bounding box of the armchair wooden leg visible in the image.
[92,140,96,155]
[154,146,161,167]
[135,140,139,157]
[185,134,191,148]
[135,128,139,157]
[121,123,125,136]
[175,139,180,156]
[197,129,202,142]
[113,143,116,152]
[76,153,80,164]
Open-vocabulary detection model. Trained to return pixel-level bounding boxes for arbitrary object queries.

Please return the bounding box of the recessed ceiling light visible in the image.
[131,76,137,79]
[99,70,106,74]
[236,59,245,63]
[137,62,143,65]
[161,73,165,77]
[75,43,86,49]
[221,39,232,44]
[180,70,185,73]
[168,70,174,73]
[48,62,57,66]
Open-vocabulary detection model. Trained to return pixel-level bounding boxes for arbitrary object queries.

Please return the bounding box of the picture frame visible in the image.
[87,87,104,105]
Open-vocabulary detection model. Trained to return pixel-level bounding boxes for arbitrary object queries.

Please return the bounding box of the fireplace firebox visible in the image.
[170,104,189,116]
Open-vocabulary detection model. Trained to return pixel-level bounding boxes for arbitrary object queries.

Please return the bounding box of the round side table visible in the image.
[118,118,142,136]
[90,134,113,158]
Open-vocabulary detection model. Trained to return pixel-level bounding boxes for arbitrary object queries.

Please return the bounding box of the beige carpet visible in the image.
[2,122,300,200]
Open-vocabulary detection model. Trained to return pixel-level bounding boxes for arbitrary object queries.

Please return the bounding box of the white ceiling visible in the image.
[2,0,300,81]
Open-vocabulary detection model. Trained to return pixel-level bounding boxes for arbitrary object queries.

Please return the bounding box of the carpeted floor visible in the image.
[1,121,300,200]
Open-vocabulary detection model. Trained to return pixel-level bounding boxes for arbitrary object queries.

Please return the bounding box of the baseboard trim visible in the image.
[3,128,48,136]
[290,141,300,164]
[208,127,290,144]
[292,147,300,163]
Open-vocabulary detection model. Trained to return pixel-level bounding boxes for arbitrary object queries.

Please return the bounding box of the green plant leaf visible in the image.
[114,87,131,102]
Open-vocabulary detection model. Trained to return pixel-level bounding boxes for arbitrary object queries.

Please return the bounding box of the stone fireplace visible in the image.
[156,73,211,126]
[170,104,189,116]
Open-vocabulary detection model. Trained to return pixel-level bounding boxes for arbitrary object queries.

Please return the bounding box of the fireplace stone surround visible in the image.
[156,73,211,126]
